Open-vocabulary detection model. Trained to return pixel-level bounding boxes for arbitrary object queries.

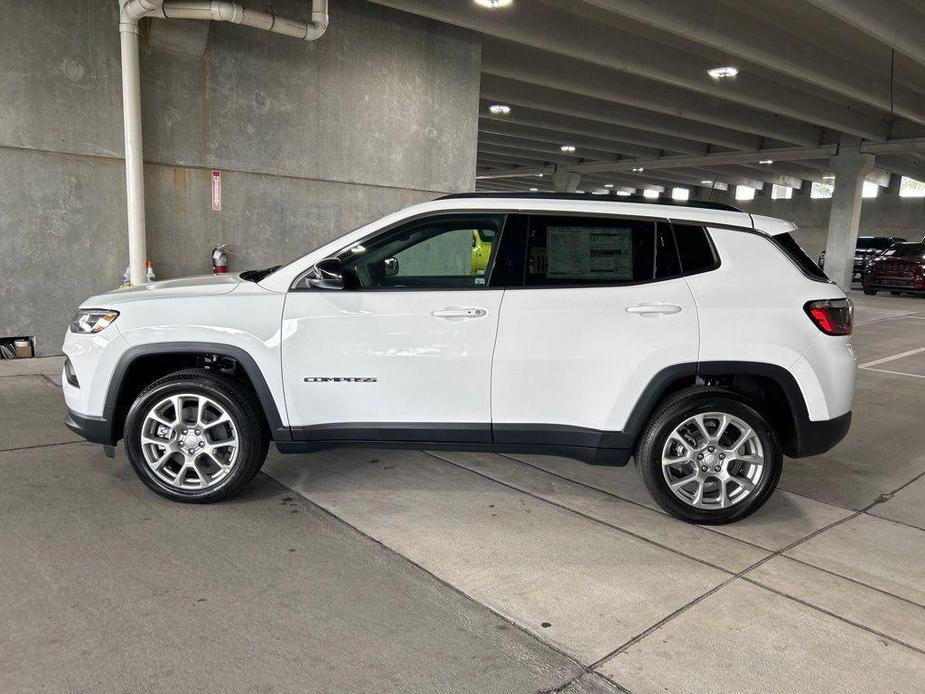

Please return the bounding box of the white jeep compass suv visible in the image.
[63,193,856,524]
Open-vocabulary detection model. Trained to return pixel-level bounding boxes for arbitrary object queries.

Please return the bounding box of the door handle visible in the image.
[626,303,682,317]
[432,307,487,320]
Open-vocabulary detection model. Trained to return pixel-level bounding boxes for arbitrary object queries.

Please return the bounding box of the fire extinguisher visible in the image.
[212,244,230,274]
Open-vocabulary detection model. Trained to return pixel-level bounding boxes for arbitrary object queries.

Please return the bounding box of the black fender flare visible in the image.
[103,342,290,443]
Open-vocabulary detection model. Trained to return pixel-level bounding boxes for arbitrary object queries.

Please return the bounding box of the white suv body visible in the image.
[62,195,856,523]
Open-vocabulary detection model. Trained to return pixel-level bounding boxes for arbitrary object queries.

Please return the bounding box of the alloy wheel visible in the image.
[139,393,239,491]
[660,411,765,510]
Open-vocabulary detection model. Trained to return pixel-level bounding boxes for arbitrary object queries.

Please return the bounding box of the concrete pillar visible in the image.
[553,168,581,192]
[823,142,875,291]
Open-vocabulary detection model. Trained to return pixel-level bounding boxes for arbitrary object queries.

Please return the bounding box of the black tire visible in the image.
[890,291,903,296]
[124,369,269,503]
[635,387,782,525]
[863,288,877,295]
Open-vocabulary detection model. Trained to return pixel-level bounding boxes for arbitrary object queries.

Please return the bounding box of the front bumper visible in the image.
[787,410,852,458]
[65,409,115,446]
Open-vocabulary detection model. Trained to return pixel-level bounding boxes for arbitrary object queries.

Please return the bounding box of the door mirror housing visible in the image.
[383,257,400,276]
[307,257,344,290]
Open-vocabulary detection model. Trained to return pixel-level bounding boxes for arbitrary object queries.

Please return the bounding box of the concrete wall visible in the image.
[716,183,925,260]
[0,0,481,355]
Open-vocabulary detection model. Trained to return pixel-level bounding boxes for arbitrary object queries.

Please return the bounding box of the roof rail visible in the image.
[439,191,742,213]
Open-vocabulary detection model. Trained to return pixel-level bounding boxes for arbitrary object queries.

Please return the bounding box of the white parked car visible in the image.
[63,194,856,523]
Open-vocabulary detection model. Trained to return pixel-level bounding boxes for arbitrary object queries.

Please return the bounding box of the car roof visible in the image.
[439,192,742,212]
[420,194,761,232]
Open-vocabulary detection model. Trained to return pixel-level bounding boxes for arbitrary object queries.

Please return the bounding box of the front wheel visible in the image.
[636,389,782,524]
[124,369,269,503]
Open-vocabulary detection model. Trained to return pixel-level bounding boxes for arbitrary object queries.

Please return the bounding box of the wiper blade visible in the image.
[240,265,281,282]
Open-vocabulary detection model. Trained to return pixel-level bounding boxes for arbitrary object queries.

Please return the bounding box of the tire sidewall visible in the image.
[125,376,261,502]
[637,392,782,524]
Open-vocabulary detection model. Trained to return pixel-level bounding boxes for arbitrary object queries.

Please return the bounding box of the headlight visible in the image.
[70,309,120,334]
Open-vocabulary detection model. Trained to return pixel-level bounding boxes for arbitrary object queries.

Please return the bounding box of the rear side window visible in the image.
[672,224,719,275]
[774,233,829,281]
[524,215,680,286]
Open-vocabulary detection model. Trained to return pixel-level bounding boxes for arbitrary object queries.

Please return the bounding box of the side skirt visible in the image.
[283,422,633,466]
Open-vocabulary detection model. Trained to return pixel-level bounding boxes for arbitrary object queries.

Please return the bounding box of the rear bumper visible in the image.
[788,410,851,458]
[65,409,115,446]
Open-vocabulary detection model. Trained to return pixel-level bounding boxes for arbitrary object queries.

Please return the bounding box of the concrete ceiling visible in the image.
[368,0,925,193]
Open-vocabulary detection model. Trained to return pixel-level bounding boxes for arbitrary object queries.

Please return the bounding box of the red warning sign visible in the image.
[211,170,222,211]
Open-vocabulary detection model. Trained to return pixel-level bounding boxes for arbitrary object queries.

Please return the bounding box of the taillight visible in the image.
[804,299,852,336]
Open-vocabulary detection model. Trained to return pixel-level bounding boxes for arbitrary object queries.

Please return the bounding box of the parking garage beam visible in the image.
[823,141,875,291]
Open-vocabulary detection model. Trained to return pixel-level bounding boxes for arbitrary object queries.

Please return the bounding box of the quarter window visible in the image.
[672,224,719,275]
[339,214,504,289]
[524,216,680,286]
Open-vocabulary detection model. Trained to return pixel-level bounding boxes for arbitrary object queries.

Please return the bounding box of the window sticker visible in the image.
[546,227,633,280]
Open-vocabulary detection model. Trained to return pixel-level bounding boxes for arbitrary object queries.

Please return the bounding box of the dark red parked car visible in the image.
[863,242,925,295]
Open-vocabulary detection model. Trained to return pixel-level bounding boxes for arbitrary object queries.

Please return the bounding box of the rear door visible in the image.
[490,213,700,446]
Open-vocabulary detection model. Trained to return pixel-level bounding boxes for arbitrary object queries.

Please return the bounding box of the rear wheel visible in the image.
[636,388,782,524]
[124,369,268,503]
[863,288,878,295]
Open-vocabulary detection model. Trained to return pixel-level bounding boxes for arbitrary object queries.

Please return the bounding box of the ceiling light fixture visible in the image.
[560,145,576,152]
[604,183,614,188]
[632,166,644,172]
[529,187,538,192]
[707,66,738,79]
[488,104,511,115]
[822,174,835,180]
[474,0,513,8]
[616,190,632,196]
[701,180,713,185]
[758,159,774,165]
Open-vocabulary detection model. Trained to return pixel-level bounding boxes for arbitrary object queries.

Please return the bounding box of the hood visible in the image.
[82,274,241,307]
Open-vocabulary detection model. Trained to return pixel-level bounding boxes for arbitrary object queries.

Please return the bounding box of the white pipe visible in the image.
[119,1,158,285]
[152,1,329,41]
[115,0,329,284]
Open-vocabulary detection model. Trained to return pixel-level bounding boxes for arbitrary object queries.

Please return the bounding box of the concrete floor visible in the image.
[1,292,923,693]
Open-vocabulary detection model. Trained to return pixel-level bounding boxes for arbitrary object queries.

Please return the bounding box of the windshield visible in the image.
[857,237,895,250]
[881,243,925,259]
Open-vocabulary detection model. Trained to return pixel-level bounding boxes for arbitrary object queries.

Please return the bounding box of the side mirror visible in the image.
[307,257,344,290]
[383,257,400,277]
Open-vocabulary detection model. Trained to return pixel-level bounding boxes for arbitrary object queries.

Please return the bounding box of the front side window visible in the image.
[525,216,679,287]
[338,214,505,289]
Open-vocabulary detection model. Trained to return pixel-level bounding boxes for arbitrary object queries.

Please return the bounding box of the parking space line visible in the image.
[858,346,925,368]
[853,313,925,326]
[861,367,925,380]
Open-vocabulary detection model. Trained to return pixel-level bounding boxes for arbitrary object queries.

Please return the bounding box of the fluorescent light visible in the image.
[616,190,632,196]
[529,187,538,192]
[758,159,774,165]
[604,183,614,188]
[701,180,713,185]
[560,145,576,152]
[632,166,645,172]
[488,104,511,115]
[474,0,513,7]
[735,185,756,201]
[822,174,835,180]
[707,66,738,79]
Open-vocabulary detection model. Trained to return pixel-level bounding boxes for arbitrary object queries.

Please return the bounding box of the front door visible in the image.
[281,213,507,443]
